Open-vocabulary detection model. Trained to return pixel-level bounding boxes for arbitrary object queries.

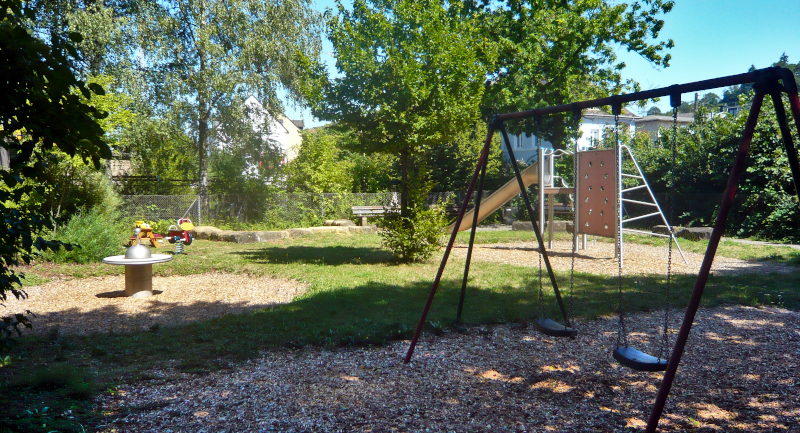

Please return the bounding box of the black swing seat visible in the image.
[534,318,577,338]
[613,346,668,372]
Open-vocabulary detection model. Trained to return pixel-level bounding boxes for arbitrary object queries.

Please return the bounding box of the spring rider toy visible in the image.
[167,218,194,254]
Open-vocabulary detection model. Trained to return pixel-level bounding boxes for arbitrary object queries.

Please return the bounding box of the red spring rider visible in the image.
[167,218,194,253]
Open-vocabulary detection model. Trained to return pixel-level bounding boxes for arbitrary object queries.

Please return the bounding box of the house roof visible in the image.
[637,115,694,124]
[290,120,304,130]
[583,107,638,118]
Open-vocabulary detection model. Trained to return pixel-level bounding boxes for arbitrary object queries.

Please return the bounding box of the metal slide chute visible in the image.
[447,161,539,233]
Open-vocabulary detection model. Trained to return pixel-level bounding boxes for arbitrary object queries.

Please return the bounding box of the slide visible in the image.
[448,162,539,233]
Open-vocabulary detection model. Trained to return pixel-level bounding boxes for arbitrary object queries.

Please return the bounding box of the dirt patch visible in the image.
[451,240,795,276]
[1,273,308,336]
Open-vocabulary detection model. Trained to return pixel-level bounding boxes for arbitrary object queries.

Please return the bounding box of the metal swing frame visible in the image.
[403,66,800,433]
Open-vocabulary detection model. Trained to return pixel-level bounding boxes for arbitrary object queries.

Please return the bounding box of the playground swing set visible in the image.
[403,66,800,433]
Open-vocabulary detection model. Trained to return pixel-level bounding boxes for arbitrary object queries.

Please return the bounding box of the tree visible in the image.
[647,106,663,116]
[23,0,131,75]
[474,0,675,148]
[0,0,110,341]
[284,127,354,194]
[424,120,505,192]
[128,0,322,212]
[308,0,492,218]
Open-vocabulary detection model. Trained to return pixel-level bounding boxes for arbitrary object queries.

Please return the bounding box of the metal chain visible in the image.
[614,113,628,348]
[659,107,679,360]
[538,239,545,318]
[569,139,578,328]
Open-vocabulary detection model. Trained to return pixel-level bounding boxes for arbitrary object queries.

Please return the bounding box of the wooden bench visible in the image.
[352,206,395,225]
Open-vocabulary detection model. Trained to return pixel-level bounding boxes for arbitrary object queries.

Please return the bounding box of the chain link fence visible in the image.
[120,191,740,232]
[120,195,201,223]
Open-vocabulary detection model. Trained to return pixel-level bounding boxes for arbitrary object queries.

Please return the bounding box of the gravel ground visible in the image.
[7,240,799,431]
[1,273,308,337]
[97,306,800,432]
[451,239,794,276]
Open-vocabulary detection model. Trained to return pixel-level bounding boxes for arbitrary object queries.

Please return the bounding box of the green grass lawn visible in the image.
[2,230,798,432]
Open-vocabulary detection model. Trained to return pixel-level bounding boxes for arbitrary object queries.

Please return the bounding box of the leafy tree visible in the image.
[424,120,505,192]
[308,0,492,218]
[0,0,109,341]
[23,0,131,74]
[285,127,354,194]
[474,0,675,148]
[127,0,322,212]
[647,106,663,116]
[350,151,396,193]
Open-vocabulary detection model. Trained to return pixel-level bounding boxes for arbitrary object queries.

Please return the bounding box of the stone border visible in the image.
[191,225,378,244]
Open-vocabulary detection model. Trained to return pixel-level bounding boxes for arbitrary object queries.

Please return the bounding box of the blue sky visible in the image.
[284,0,800,125]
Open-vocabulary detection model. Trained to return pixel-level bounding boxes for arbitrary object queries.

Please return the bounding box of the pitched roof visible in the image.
[637,115,694,123]
[583,107,638,118]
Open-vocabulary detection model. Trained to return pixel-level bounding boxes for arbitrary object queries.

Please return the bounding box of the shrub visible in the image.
[378,172,448,263]
[44,209,129,263]
[378,204,448,263]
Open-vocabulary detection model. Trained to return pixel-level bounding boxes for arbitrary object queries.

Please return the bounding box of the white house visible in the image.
[242,95,304,164]
[636,112,694,138]
[214,95,304,178]
[501,108,638,163]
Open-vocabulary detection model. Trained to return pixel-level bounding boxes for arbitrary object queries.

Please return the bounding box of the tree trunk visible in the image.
[197,50,209,224]
[400,146,409,218]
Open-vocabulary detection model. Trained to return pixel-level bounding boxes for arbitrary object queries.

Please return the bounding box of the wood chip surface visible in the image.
[97,306,800,432]
[1,273,307,336]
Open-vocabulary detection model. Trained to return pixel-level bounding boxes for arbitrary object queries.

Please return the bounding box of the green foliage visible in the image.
[128,0,323,208]
[285,127,354,193]
[424,120,506,191]
[628,90,800,241]
[477,0,674,147]
[378,205,448,263]
[377,174,447,262]
[309,0,491,217]
[0,0,110,339]
[44,209,128,264]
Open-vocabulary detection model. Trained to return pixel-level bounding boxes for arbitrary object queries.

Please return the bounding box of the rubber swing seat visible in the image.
[613,346,668,372]
[534,318,577,338]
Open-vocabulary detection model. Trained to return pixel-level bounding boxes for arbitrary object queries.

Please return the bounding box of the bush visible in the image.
[378,205,448,263]
[44,209,129,263]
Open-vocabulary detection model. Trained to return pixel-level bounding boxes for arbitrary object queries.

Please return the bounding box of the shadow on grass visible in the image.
[232,244,395,266]
[14,270,798,369]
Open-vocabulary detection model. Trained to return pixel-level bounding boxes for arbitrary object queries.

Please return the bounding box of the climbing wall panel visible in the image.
[577,149,616,237]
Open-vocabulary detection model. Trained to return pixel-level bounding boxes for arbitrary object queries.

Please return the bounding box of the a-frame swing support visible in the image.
[403,66,800,433]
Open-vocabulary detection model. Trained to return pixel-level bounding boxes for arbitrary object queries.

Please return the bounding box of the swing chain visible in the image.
[568,134,578,328]
[659,107,679,360]
[538,241,544,319]
[614,113,628,348]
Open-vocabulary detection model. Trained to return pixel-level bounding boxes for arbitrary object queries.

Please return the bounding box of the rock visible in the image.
[209,230,234,242]
[221,231,257,244]
[324,219,356,227]
[347,226,375,234]
[255,231,288,242]
[308,226,348,234]
[286,228,313,238]
[512,221,534,231]
[652,225,683,236]
[677,227,713,241]
[191,226,222,240]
